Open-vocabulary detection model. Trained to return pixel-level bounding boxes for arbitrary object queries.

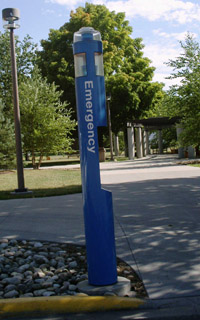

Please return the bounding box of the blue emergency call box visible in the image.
[73,27,117,286]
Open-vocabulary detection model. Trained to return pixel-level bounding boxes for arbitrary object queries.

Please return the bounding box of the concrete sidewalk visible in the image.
[101,155,200,300]
[1,154,200,317]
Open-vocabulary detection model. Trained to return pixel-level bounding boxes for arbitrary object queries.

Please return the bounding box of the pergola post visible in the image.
[188,146,196,159]
[158,129,163,154]
[146,130,150,155]
[176,126,184,158]
[136,125,143,158]
[127,123,135,160]
[114,134,119,156]
[143,130,149,157]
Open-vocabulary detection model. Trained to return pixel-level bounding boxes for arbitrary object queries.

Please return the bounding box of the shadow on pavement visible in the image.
[107,176,200,299]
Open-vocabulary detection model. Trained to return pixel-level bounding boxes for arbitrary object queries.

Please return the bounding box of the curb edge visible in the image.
[0,295,145,315]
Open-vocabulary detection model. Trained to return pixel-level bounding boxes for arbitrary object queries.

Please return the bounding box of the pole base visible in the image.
[10,189,33,195]
[77,276,132,297]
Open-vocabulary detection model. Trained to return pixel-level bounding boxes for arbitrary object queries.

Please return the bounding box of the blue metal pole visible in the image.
[73,27,117,286]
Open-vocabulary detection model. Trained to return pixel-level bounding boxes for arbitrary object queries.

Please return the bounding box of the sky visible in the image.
[1,0,200,89]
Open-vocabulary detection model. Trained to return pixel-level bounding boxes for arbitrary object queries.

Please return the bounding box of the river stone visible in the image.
[9,240,17,245]
[22,293,33,297]
[24,271,33,277]
[43,291,55,296]
[34,242,43,248]
[2,277,21,285]
[104,292,117,296]
[0,243,8,249]
[33,289,46,296]
[24,250,32,258]
[34,270,45,278]
[0,238,137,299]
[4,290,19,298]
[68,284,77,291]
[18,284,27,293]
[17,264,30,273]
[1,239,8,243]
[4,284,16,293]
[50,259,57,267]
[42,281,53,288]
[33,255,49,264]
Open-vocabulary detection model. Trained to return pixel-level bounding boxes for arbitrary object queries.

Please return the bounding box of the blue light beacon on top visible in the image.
[73,27,117,286]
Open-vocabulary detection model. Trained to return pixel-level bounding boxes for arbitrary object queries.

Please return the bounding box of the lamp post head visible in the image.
[2,8,20,29]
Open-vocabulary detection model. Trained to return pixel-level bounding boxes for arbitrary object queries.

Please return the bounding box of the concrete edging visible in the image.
[0,295,145,315]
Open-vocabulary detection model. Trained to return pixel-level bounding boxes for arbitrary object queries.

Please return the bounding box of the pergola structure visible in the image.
[134,116,180,130]
[126,117,196,159]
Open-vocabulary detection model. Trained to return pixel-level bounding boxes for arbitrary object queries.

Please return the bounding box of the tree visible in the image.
[0,31,37,115]
[107,70,164,134]
[0,100,16,169]
[165,34,200,147]
[38,3,134,104]
[19,69,76,169]
[38,3,163,129]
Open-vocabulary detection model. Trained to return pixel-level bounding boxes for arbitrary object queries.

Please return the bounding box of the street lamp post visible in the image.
[106,93,114,161]
[2,8,27,193]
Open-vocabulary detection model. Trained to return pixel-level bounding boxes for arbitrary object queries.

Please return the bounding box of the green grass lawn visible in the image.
[0,153,129,200]
[189,163,200,167]
[0,169,82,200]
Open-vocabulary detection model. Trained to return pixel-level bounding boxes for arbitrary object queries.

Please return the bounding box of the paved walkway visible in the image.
[1,154,200,303]
[103,155,200,300]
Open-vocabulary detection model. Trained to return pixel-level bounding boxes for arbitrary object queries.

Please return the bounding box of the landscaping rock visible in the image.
[4,290,19,298]
[0,239,146,299]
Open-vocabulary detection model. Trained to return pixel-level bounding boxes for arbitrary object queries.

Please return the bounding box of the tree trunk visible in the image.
[25,152,29,161]
[98,127,105,147]
[37,154,43,169]
[31,151,37,169]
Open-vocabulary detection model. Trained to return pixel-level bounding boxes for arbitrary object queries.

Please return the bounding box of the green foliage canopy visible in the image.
[19,69,76,169]
[38,3,163,133]
[165,34,200,147]
[0,31,37,114]
[0,100,16,169]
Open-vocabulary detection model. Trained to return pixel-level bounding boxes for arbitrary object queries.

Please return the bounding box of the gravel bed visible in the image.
[0,239,147,299]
